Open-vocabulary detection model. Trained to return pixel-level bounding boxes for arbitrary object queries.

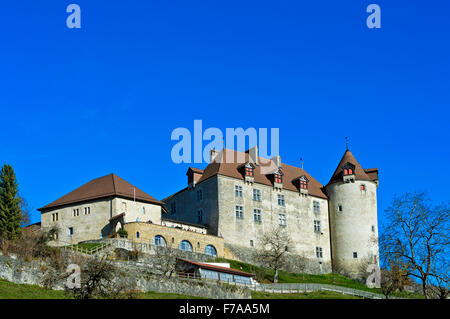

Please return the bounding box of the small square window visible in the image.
[316,247,323,258]
[353,252,358,259]
[361,184,366,191]
[69,227,74,236]
[338,205,343,212]
[250,240,254,247]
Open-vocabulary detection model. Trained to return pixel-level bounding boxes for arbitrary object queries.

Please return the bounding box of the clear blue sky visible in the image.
[1,1,449,225]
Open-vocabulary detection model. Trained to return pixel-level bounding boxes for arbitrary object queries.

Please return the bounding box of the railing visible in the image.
[61,241,112,256]
[252,283,391,299]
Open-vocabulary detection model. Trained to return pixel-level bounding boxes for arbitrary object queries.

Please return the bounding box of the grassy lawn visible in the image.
[139,291,206,299]
[0,279,67,299]
[251,290,360,299]
[0,279,203,299]
[213,258,421,299]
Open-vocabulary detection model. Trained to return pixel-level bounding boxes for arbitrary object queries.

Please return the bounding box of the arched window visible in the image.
[179,240,193,252]
[154,235,167,247]
[204,245,217,257]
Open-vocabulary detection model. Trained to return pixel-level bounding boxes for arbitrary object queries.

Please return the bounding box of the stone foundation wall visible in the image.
[0,252,249,299]
[225,243,332,274]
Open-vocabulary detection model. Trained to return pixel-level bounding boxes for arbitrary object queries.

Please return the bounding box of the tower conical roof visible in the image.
[327,150,372,186]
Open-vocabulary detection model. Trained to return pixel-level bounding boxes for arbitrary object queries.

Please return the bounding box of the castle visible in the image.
[39,146,379,278]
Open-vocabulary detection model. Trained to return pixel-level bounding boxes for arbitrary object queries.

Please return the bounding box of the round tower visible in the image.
[325,149,379,279]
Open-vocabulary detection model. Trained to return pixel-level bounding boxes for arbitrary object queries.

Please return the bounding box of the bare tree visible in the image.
[381,191,449,298]
[66,256,119,299]
[153,244,181,278]
[254,226,293,283]
[429,257,449,299]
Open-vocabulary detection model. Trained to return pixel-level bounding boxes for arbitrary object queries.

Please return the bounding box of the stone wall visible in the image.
[163,176,220,235]
[217,175,332,272]
[326,180,379,278]
[0,252,249,299]
[225,243,332,274]
[123,222,227,258]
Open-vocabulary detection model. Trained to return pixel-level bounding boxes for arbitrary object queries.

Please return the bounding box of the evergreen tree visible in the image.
[0,164,22,239]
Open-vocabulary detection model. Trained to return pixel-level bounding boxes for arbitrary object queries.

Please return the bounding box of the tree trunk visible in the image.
[274,269,279,283]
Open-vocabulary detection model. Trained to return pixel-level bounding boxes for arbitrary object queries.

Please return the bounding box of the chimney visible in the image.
[187,168,203,188]
[248,146,259,165]
[270,155,282,168]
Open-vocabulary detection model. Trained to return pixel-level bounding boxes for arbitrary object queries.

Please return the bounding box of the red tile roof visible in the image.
[38,174,163,211]
[177,258,254,277]
[193,149,327,199]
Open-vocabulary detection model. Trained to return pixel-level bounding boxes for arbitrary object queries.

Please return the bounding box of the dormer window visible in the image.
[242,162,255,184]
[274,174,282,184]
[342,163,356,183]
[297,175,309,196]
[245,166,254,177]
[300,176,308,189]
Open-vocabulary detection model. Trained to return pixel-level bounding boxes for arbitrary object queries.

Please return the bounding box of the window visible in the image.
[154,235,167,247]
[253,209,262,223]
[250,240,254,247]
[69,227,74,236]
[73,209,79,217]
[344,168,353,175]
[205,245,217,257]
[84,207,90,215]
[235,205,243,219]
[274,174,282,184]
[371,225,375,232]
[196,189,203,201]
[235,185,243,198]
[170,202,176,215]
[277,194,285,206]
[313,201,320,213]
[361,184,366,191]
[338,205,343,212]
[197,209,203,223]
[136,232,140,239]
[245,166,254,177]
[278,213,287,226]
[300,177,308,189]
[52,213,58,222]
[179,240,193,252]
[314,220,321,233]
[253,189,261,201]
[353,252,358,259]
[316,247,323,258]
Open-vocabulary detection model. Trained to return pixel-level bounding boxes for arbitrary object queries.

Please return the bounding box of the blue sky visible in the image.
[0,1,449,225]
